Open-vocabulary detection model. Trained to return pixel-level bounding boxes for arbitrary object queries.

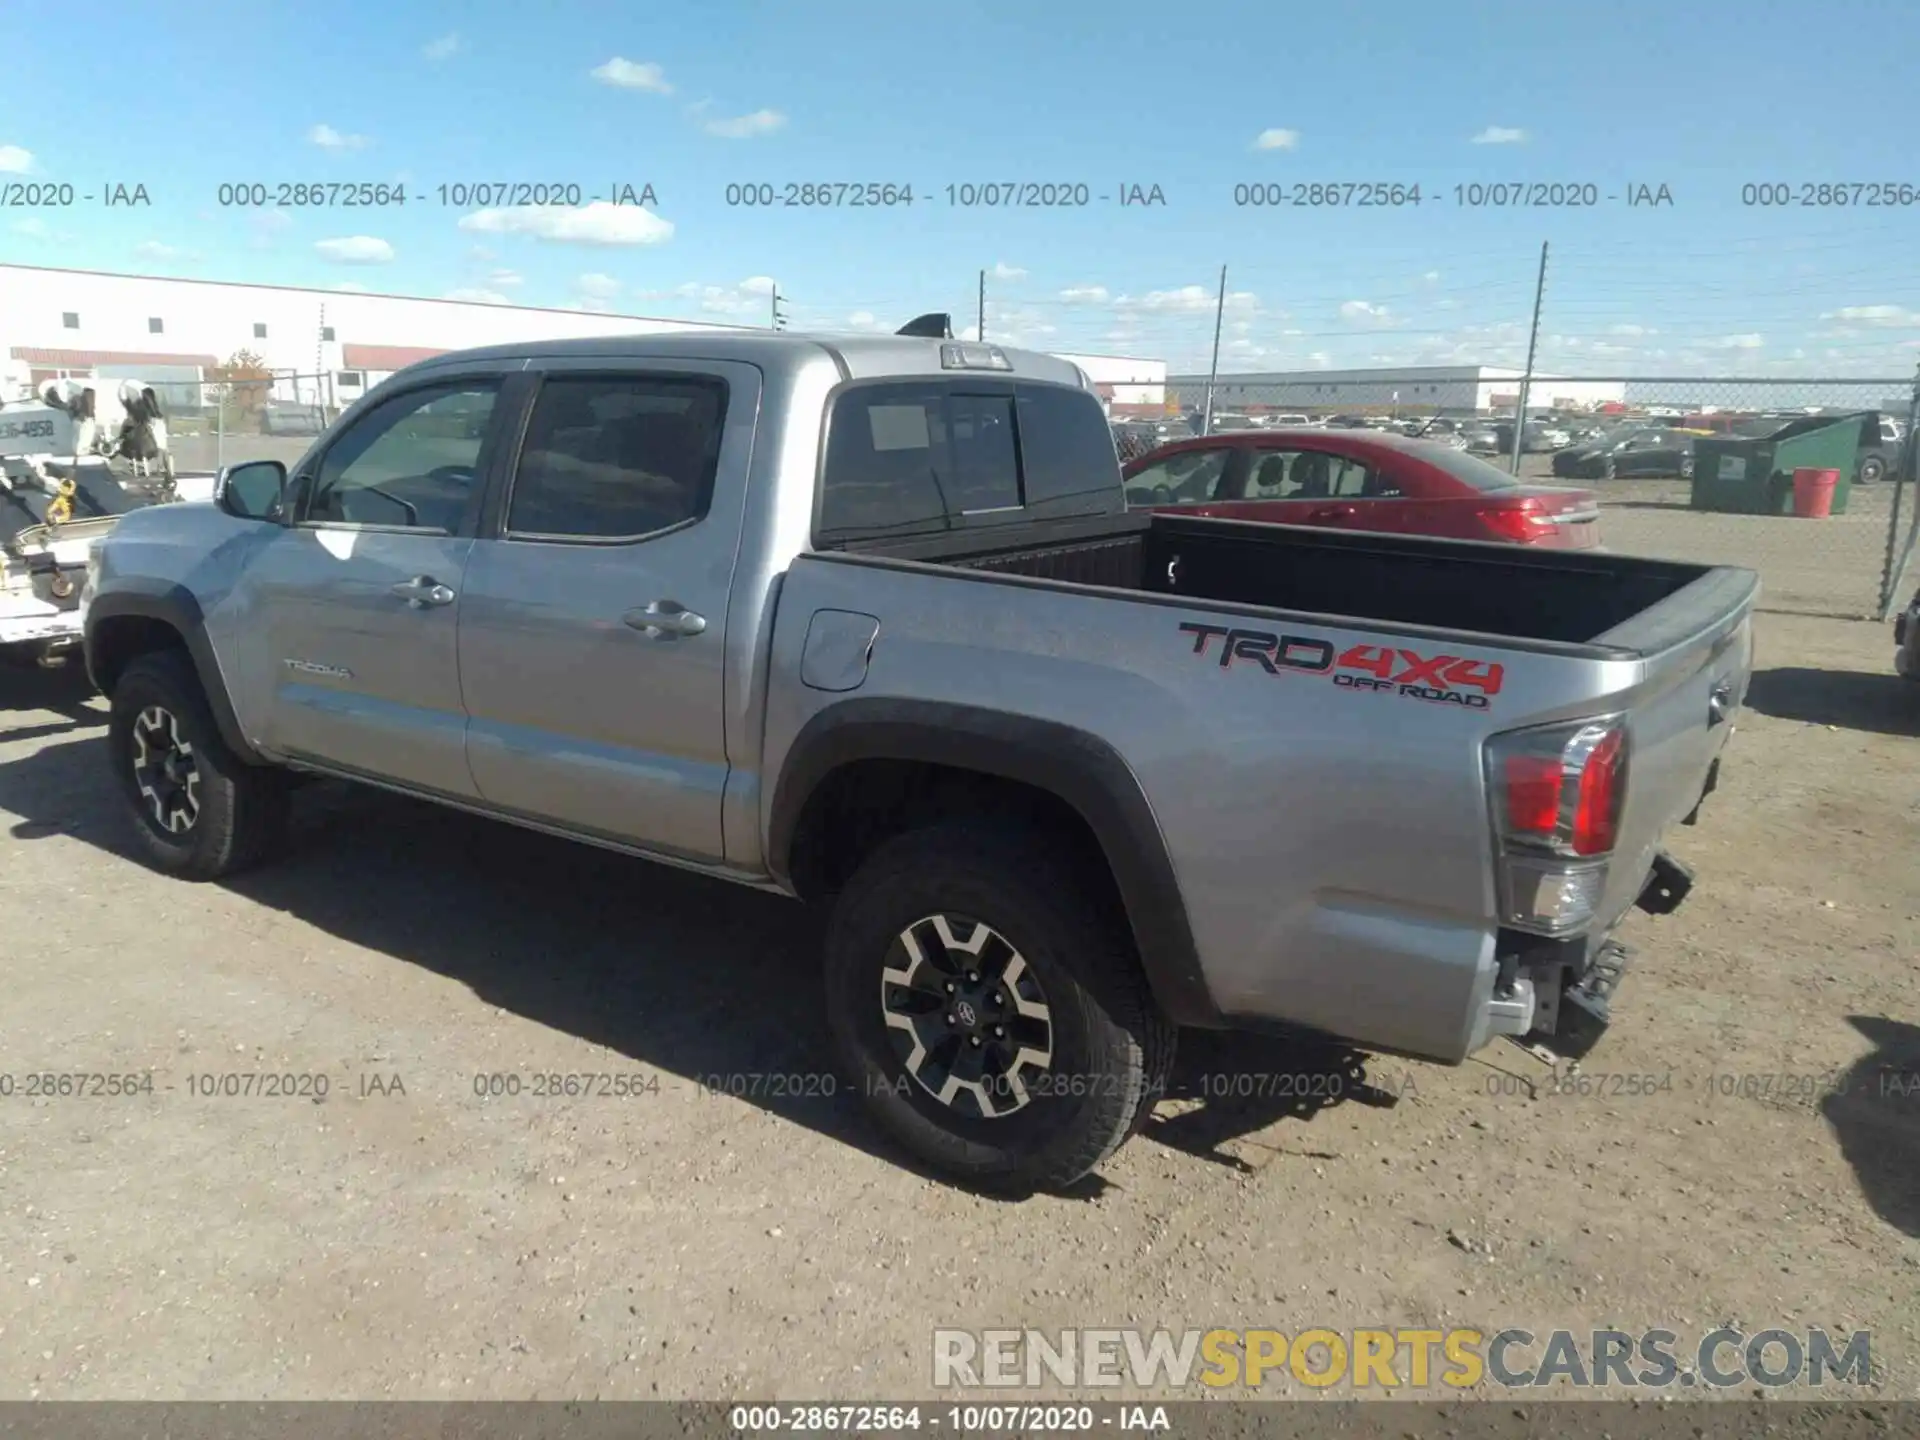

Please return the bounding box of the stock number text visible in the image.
[1741,182,1920,207]
[218,182,408,208]
[1235,182,1423,207]
[1,1072,154,1098]
[472,1072,662,1099]
[725,182,915,208]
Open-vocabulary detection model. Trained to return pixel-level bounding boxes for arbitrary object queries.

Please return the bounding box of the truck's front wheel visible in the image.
[107,650,289,880]
[823,822,1174,1192]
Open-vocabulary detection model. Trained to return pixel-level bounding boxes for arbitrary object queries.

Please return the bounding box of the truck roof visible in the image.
[405,331,1095,390]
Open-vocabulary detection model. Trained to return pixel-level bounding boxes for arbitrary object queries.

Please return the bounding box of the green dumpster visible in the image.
[1689,412,1876,515]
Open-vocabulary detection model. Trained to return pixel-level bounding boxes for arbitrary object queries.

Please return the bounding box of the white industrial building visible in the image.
[1164,364,1627,414]
[0,264,1166,412]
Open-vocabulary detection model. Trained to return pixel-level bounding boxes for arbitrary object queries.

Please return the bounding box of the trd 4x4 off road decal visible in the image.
[1178,622,1504,710]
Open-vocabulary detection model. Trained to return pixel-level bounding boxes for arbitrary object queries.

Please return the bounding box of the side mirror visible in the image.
[216,459,288,522]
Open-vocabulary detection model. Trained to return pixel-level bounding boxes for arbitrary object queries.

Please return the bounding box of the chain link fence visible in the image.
[165,371,346,475]
[1128,375,1920,621]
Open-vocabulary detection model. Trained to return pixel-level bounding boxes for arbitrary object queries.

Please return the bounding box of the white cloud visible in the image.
[953,322,980,342]
[423,32,461,61]
[467,244,498,262]
[1129,285,1215,313]
[1058,285,1110,304]
[135,240,193,260]
[12,216,48,237]
[1706,333,1764,350]
[1422,271,1441,283]
[459,201,674,246]
[314,235,395,264]
[704,109,787,139]
[1471,126,1526,145]
[591,58,673,93]
[0,145,32,173]
[667,279,779,317]
[990,261,1026,281]
[1610,323,1654,336]
[1820,305,1920,328]
[445,288,513,304]
[488,268,523,287]
[844,310,892,333]
[1339,299,1394,324]
[576,272,622,299]
[1108,286,1259,315]
[1306,352,1333,367]
[309,123,369,151]
[1253,128,1300,151]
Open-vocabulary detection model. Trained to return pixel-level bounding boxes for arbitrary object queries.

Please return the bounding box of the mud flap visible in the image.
[1636,852,1694,913]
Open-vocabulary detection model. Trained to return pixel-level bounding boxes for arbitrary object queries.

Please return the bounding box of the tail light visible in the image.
[1477,505,1557,543]
[1485,717,1630,936]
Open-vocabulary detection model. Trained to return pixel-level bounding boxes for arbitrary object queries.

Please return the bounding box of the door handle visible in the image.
[390,576,456,608]
[1309,504,1357,521]
[624,600,707,639]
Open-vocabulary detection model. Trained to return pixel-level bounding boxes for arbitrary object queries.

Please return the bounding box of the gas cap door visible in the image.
[800,609,881,692]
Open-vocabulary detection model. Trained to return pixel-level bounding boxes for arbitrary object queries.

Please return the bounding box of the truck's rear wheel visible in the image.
[823,822,1174,1192]
[107,650,288,880]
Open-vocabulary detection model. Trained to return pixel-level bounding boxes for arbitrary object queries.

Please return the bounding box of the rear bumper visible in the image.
[1503,850,1692,1062]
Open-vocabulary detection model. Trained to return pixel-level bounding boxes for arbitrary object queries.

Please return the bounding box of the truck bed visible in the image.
[843,511,1740,654]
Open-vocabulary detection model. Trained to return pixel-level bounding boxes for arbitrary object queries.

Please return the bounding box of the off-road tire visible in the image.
[107,650,289,880]
[824,820,1175,1192]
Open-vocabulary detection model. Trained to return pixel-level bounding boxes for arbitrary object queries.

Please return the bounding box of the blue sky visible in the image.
[3,0,1918,376]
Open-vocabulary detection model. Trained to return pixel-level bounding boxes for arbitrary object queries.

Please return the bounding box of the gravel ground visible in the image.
[0,604,1915,1403]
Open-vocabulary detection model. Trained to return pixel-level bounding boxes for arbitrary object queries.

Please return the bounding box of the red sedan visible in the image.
[1121,429,1602,548]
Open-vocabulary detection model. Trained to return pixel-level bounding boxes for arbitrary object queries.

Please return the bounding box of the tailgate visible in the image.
[1589,566,1756,932]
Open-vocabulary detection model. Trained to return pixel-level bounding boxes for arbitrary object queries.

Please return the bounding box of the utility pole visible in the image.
[977,269,986,342]
[1202,263,1227,437]
[771,285,790,331]
[1509,241,1548,476]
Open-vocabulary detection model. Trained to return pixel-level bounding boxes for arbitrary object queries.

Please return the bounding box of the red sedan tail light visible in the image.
[1476,504,1558,543]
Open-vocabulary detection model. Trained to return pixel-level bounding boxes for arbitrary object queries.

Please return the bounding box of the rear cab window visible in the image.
[816,379,1122,545]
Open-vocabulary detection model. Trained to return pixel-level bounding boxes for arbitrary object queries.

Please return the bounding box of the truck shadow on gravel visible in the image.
[1821,1016,1920,1238]
[1743,666,1920,738]
[0,660,104,745]
[0,727,1385,1195]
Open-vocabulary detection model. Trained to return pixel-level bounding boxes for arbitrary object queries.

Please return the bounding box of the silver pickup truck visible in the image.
[81,329,1755,1190]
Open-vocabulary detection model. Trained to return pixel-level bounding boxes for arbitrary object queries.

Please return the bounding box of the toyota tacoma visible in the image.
[81,323,1755,1190]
